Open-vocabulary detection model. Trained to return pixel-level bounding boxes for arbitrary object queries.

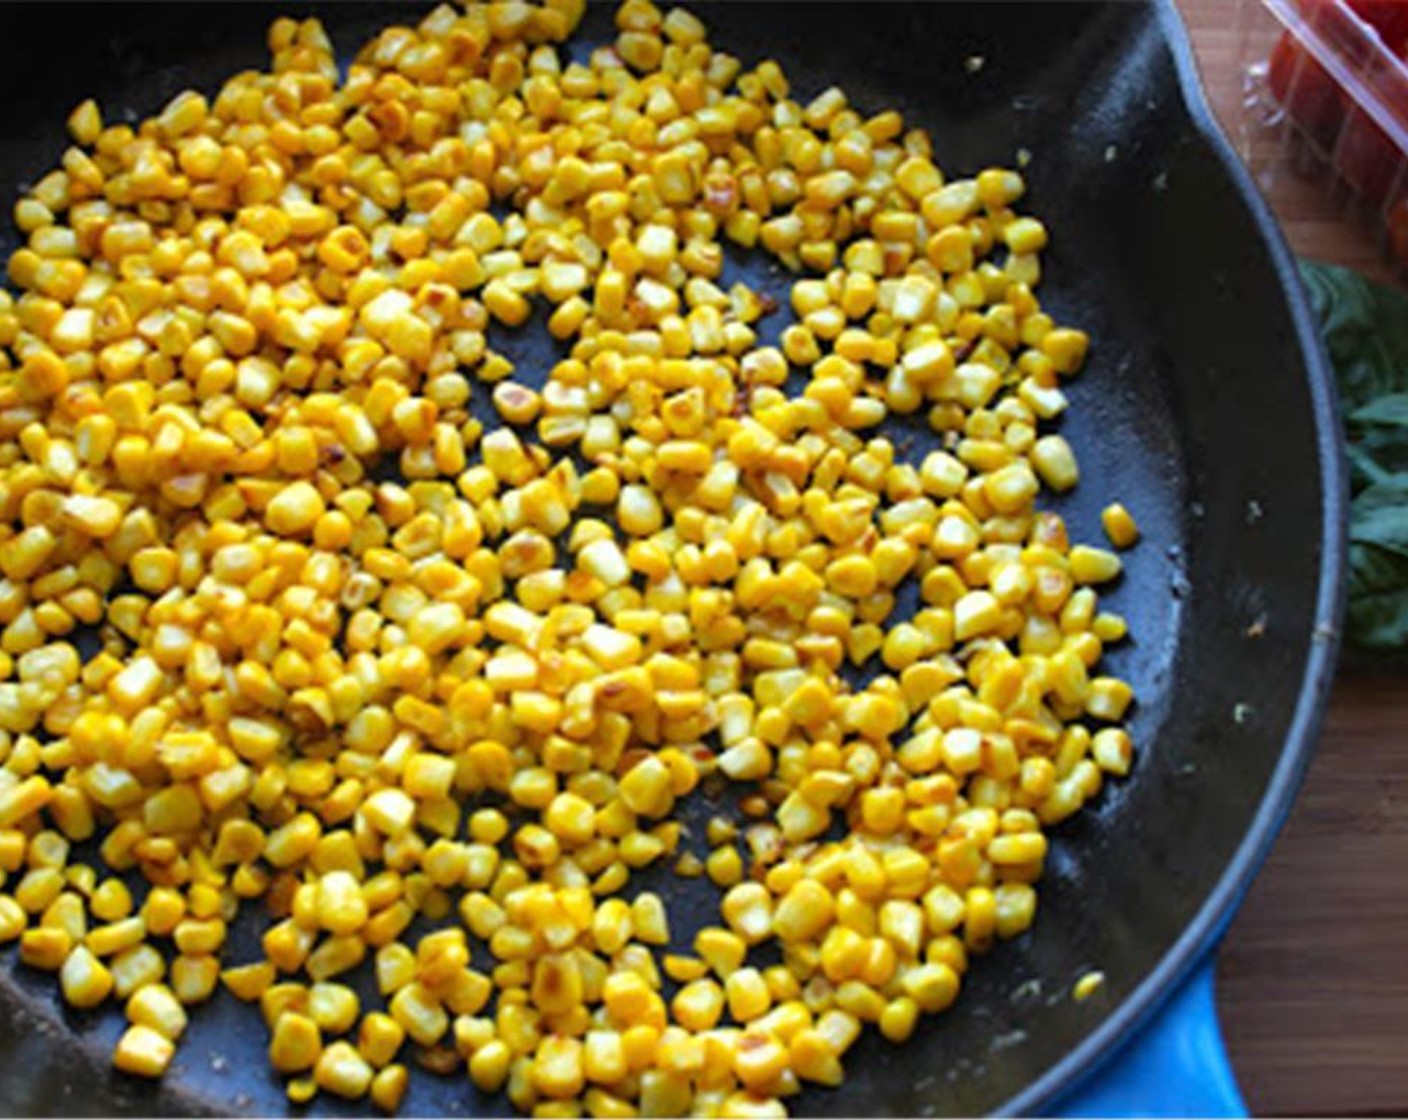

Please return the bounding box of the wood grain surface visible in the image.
[1176,2,1408,1115]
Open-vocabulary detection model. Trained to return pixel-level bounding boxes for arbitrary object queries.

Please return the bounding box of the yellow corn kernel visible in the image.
[172,955,220,1004]
[470,1039,512,1091]
[308,982,361,1035]
[631,892,671,945]
[773,880,834,943]
[1042,328,1089,374]
[222,961,276,1002]
[787,1026,842,1087]
[879,996,920,1043]
[286,1077,317,1106]
[316,870,369,935]
[544,792,597,845]
[364,788,417,836]
[720,885,773,945]
[533,1035,586,1100]
[725,967,772,1023]
[1067,545,1121,585]
[706,845,744,888]
[1073,970,1106,1002]
[88,879,133,923]
[898,961,958,1013]
[583,1029,627,1085]
[0,896,28,942]
[60,945,114,1009]
[113,1024,175,1078]
[359,1012,405,1068]
[127,983,188,1040]
[672,979,725,1032]
[733,1031,789,1090]
[1101,502,1140,549]
[266,481,326,537]
[371,1064,409,1112]
[1086,678,1134,722]
[270,1011,323,1074]
[0,776,53,830]
[1091,728,1134,776]
[484,280,531,326]
[987,833,1047,865]
[954,590,1002,641]
[618,758,672,819]
[316,1040,374,1099]
[389,982,449,1046]
[111,945,165,1000]
[1029,435,1079,491]
[995,882,1038,939]
[67,99,103,145]
[19,926,71,970]
[1003,217,1048,254]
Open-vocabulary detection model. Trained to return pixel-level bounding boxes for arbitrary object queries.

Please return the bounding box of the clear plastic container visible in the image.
[1240,0,1408,267]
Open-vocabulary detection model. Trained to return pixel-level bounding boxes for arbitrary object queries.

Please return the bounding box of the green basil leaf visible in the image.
[1346,542,1408,650]
[1350,392,1408,428]
[1351,498,1408,557]
[1299,260,1408,413]
[1298,259,1408,652]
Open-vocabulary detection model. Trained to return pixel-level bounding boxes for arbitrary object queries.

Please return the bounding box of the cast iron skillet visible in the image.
[0,1,1345,1115]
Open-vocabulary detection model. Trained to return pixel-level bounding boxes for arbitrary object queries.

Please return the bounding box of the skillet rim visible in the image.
[0,2,1352,1115]
[997,0,1349,1114]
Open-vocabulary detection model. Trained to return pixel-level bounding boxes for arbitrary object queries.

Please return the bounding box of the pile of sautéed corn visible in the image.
[0,1,1141,1114]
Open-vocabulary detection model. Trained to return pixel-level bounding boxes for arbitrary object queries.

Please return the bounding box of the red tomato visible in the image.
[1272,2,1408,209]
[1269,30,1346,150]
[1387,195,1408,266]
[1345,0,1408,51]
[1335,104,1404,206]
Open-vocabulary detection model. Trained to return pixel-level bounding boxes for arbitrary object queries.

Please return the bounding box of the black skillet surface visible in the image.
[0,2,1345,1116]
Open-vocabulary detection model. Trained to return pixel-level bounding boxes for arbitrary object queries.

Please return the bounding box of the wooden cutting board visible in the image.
[1176,3,1408,1114]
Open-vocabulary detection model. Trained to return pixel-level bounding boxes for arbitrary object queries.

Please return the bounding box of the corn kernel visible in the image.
[1101,502,1141,549]
[113,1024,175,1078]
